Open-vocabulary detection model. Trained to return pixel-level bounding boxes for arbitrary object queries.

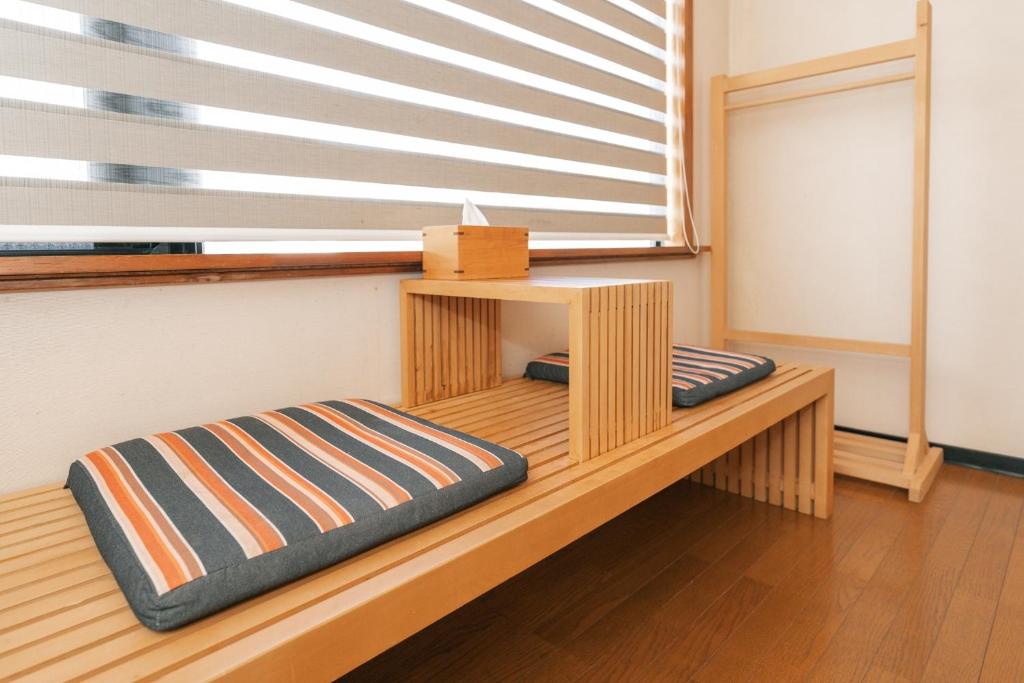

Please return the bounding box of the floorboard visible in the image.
[344,466,1024,683]
[980,476,1024,682]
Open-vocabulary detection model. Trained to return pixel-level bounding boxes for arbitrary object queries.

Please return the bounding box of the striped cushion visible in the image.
[525,345,776,408]
[65,399,527,631]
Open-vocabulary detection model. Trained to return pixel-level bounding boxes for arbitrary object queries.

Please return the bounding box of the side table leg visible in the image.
[568,291,592,463]
[400,289,416,408]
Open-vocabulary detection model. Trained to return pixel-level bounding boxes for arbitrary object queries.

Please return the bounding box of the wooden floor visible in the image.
[345,466,1024,683]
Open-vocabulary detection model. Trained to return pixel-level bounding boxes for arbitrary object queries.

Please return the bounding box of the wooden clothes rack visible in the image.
[710,1,942,501]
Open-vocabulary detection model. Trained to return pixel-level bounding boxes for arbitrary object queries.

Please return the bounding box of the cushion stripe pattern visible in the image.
[67,399,527,630]
[670,346,768,389]
[525,344,776,408]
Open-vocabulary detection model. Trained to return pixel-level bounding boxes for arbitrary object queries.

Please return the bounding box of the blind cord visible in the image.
[675,65,701,256]
[677,119,701,255]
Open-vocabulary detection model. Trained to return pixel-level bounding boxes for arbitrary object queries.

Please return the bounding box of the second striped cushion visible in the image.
[525,344,776,407]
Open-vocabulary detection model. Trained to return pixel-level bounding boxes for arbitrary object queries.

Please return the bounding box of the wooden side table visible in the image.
[400,276,673,462]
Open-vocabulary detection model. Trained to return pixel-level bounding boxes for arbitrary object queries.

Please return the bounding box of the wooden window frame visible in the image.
[0,246,707,293]
[0,3,697,293]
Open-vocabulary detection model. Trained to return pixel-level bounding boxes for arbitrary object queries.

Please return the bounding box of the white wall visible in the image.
[723,0,1024,456]
[0,259,701,494]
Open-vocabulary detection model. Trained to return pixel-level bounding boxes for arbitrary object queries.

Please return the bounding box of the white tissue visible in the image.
[461,199,490,226]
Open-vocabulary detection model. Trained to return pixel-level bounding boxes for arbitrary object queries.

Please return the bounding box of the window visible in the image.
[0,0,693,285]
[0,243,199,256]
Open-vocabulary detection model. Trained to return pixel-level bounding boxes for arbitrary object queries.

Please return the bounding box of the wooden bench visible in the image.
[0,364,833,681]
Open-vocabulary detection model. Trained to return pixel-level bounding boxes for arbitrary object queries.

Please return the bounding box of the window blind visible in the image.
[0,0,672,240]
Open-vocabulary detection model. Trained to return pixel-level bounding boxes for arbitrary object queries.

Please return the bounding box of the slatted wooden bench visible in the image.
[0,363,833,681]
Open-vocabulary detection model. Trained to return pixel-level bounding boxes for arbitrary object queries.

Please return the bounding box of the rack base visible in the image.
[835,431,943,502]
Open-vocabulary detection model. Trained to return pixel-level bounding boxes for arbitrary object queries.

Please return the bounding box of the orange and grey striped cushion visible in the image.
[66,399,527,631]
[526,344,775,407]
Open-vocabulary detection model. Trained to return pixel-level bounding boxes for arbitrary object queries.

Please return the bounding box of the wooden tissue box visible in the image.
[422,225,529,280]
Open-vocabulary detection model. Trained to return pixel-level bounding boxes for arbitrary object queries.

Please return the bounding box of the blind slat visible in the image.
[30,0,665,140]
[441,0,665,79]
[632,0,668,18]
[539,0,665,49]
[1,105,666,205]
[1,182,667,234]
[0,29,666,174]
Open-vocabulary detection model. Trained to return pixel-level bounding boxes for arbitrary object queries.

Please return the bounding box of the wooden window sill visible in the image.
[0,246,708,293]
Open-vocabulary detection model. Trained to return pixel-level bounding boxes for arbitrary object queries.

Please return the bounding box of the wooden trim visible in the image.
[0,247,706,294]
[725,328,912,357]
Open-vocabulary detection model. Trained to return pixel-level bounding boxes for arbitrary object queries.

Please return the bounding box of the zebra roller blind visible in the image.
[0,0,673,240]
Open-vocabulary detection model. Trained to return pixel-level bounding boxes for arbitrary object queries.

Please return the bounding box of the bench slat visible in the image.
[0,562,111,615]
[0,499,77,524]
[0,485,65,509]
[0,547,104,593]
[0,506,83,537]
[0,515,88,547]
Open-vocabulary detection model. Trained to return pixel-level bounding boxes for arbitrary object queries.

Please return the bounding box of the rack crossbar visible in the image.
[725,72,915,111]
[724,39,915,93]
[725,329,911,358]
